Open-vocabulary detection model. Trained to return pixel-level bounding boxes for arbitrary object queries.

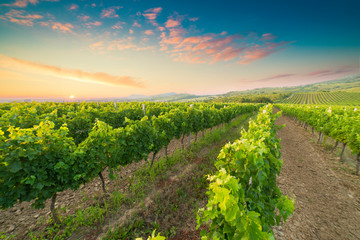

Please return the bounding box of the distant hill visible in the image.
[224,74,359,96]
[128,74,360,103]
[206,74,360,103]
[123,92,206,102]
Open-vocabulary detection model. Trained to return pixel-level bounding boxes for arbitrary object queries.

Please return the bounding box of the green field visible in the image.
[281,92,360,105]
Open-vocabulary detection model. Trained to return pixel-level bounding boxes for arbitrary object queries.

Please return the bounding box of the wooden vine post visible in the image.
[50,193,61,225]
[114,101,117,111]
[188,104,193,147]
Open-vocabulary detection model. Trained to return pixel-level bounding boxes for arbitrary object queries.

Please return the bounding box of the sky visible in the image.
[0,0,359,99]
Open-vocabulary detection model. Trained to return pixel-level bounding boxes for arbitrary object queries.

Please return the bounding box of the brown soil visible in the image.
[273,114,360,240]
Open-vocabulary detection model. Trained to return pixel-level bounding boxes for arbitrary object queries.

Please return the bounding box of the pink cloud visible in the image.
[39,21,49,26]
[144,29,155,35]
[90,39,155,52]
[260,33,276,41]
[211,46,245,63]
[306,70,332,76]
[129,29,134,34]
[161,33,245,64]
[91,3,96,7]
[145,7,162,14]
[143,7,162,26]
[238,41,289,64]
[173,35,213,51]
[107,41,136,51]
[333,65,356,74]
[51,22,74,33]
[0,9,43,26]
[2,0,38,8]
[142,13,157,20]
[132,20,141,27]
[165,19,180,28]
[259,74,296,82]
[86,21,102,28]
[78,15,90,21]
[160,28,187,48]
[112,21,125,29]
[101,6,122,18]
[160,28,291,65]
[90,41,104,50]
[172,44,244,64]
[192,35,239,51]
[189,17,199,22]
[158,26,165,31]
[306,66,356,77]
[69,4,78,10]
[182,36,213,44]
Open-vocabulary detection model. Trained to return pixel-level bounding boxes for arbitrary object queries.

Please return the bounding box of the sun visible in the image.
[70,95,75,99]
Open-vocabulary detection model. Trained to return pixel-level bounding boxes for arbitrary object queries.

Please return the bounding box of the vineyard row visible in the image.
[0,102,261,224]
[276,104,360,174]
[281,92,360,105]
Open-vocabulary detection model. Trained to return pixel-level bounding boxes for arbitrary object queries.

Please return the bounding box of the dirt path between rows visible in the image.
[273,114,360,240]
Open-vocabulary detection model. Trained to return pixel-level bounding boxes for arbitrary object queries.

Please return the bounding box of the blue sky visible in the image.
[0,0,359,99]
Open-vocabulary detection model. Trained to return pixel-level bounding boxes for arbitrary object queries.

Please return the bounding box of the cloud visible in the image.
[0,9,75,35]
[306,66,357,77]
[160,27,187,49]
[211,46,246,63]
[143,7,162,26]
[112,21,125,29]
[129,29,134,34]
[69,4,78,10]
[258,74,296,82]
[0,54,144,88]
[90,41,104,50]
[189,17,199,22]
[39,21,49,26]
[238,41,290,64]
[260,33,276,41]
[90,38,155,52]
[165,19,180,28]
[51,22,74,33]
[132,20,141,27]
[306,70,332,76]
[1,0,38,8]
[143,7,162,19]
[0,9,43,26]
[159,26,291,65]
[162,32,244,63]
[78,15,90,21]
[154,14,290,65]
[101,6,122,18]
[144,29,154,35]
[85,21,102,28]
